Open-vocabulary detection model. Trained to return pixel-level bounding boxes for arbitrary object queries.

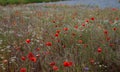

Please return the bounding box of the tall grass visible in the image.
[0,4,120,72]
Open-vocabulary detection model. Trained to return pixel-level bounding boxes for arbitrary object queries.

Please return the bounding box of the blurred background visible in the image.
[0,0,120,8]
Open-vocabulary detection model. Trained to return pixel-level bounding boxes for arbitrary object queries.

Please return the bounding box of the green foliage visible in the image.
[0,0,64,5]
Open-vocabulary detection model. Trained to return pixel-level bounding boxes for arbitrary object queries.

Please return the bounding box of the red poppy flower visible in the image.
[106,37,110,41]
[78,40,83,44]
[28,52,36,62]
[64,27,68,31]
[63,61,73,67]
[20,68,27,72]
[112,8,118,11]
[46,42,52,46]
[97,47,102,53]
[30,57,37,62]
[63,61,70,67]
[74,25,78,29]
[115,17,119,21]
[90,17,95,21]
[21,56,26,61]
[90,59,94,64]
[28,52,34,58]
[85,19,89,23]
[82,23,85,27]
[53,66,59,71]
[113,27,117,31]
[56,30,60,34]
[104,30,108,35]
[36,48,40,51]
[50,62,56,66]
[26,39,31,44]
[68,61,73,66]
[55,33,59,37]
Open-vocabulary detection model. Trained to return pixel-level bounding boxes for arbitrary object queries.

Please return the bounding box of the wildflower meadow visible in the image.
[0,3,120,72]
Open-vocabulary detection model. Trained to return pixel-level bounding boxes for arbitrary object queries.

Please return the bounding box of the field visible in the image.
[0,4,120,72]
